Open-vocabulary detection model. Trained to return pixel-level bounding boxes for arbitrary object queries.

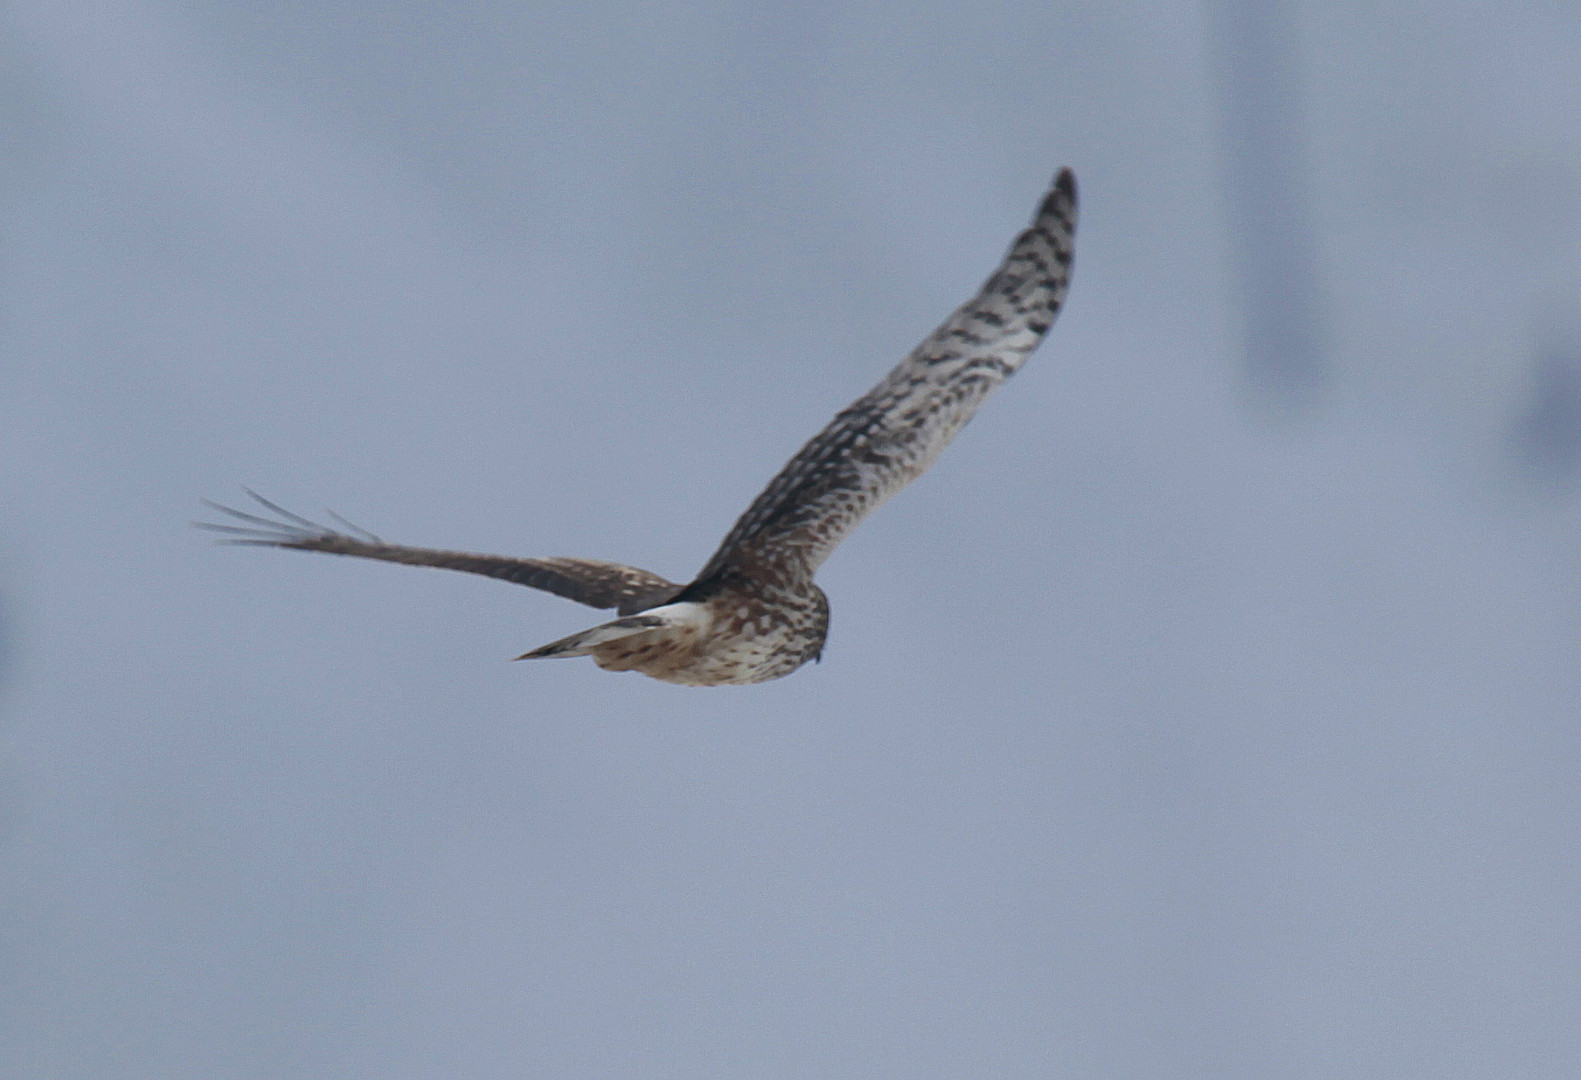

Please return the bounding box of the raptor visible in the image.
[201,169,1077,685]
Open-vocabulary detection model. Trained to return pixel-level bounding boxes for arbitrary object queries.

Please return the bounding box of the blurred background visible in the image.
[3,1,1579,1076]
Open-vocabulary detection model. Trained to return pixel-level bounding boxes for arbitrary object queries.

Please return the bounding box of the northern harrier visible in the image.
[201,168,1077,685]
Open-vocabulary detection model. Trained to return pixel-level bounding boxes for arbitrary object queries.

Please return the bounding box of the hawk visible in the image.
[201,169,1077,685]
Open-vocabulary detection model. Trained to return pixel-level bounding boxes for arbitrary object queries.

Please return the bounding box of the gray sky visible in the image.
[3,1,1580,1076]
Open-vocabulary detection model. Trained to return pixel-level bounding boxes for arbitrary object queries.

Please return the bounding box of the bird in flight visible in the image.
[200,168,1077,685]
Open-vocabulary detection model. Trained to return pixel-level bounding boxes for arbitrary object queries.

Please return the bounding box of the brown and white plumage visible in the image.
[200,168,1077,685]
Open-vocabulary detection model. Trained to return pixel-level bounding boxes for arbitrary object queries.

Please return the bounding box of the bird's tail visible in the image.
[513,602,709,661]
[515,615,667,660]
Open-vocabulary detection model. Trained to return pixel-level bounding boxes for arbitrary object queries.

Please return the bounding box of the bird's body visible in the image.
[201,169,1077,685]
[554,574,828,686]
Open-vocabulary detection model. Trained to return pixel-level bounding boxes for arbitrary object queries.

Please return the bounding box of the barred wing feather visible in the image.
[697,168,1077,580]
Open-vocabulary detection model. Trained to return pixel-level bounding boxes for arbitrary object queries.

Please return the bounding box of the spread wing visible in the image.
[695,167,1077,582]
[197,492,680,615]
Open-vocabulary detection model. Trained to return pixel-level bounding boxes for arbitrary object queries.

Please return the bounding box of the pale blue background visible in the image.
[3,1,1579,1076]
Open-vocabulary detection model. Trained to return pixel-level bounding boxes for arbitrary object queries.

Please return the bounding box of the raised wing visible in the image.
[197,491,680,615]
[696,168,1076,582]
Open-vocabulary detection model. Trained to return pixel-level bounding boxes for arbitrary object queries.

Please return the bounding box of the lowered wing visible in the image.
[197,491,681,615]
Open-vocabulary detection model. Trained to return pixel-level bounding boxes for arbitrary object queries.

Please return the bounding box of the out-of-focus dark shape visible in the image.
[1207,0,1326,413]
[1511,347,1581,491]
